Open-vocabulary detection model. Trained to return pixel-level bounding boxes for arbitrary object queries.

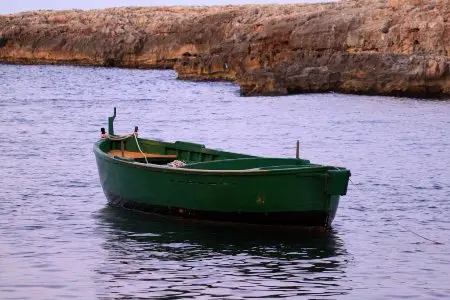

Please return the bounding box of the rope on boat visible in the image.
[132,132,148,164]
[167,160,187,168]
[105,132,149,164]
[106,133,134,141]
[349,179,444,245]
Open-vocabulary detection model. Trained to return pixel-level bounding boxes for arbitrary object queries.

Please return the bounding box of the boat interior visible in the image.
[99,137,321,171]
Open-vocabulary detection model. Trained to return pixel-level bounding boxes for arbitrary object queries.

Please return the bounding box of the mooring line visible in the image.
[349,179,444,245]
[392,220,443,245]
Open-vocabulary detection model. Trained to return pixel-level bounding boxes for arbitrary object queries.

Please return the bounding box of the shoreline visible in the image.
[1,1,449,98]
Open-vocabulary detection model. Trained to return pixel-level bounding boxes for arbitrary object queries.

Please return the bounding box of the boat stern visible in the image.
[326,168,351,196]
[322,168,351,227]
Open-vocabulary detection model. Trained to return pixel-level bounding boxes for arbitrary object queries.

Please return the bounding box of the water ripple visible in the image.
[0,64,449,299]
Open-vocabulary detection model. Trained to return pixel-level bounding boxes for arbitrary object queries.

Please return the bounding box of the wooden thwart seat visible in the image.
[108,150,177,160]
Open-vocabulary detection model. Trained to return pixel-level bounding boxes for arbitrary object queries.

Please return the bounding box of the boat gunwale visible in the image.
[94,140,346,176]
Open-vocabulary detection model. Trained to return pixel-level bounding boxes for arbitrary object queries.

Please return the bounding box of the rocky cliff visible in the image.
[0,0,449,97]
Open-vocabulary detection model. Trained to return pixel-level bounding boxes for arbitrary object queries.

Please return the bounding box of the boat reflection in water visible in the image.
[93,207,351,299]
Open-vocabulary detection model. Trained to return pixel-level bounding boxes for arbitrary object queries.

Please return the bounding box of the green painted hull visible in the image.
[93,136,351,228]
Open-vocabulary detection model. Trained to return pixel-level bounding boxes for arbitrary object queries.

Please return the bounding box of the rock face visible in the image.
[0,0,449,98]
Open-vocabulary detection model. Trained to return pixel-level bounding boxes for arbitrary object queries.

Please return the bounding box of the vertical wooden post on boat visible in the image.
[121,140,125,157]
[296,140,300,159]
[108,107,116,136]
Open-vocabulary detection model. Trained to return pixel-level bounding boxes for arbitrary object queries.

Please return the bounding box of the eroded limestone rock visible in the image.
[0,0,448,97]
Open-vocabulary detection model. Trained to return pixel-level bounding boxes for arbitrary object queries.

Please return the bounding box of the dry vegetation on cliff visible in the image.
[0,0,449,97]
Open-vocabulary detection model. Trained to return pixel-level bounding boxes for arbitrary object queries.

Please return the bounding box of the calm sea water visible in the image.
[0,64,449,299]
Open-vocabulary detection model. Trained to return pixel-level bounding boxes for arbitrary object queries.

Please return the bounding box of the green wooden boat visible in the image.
[93,108,351,228]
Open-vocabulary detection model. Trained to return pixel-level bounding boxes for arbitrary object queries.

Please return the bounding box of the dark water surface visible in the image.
[0,64,449,299]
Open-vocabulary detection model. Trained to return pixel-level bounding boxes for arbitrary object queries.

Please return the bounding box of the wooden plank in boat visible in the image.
[108,150,177,159]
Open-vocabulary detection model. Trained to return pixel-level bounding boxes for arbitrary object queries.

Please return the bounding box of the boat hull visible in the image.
[94,149,343,228]
[103,189,339,227]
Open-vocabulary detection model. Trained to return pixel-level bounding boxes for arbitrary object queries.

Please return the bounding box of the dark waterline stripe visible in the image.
[104,189,332,229]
